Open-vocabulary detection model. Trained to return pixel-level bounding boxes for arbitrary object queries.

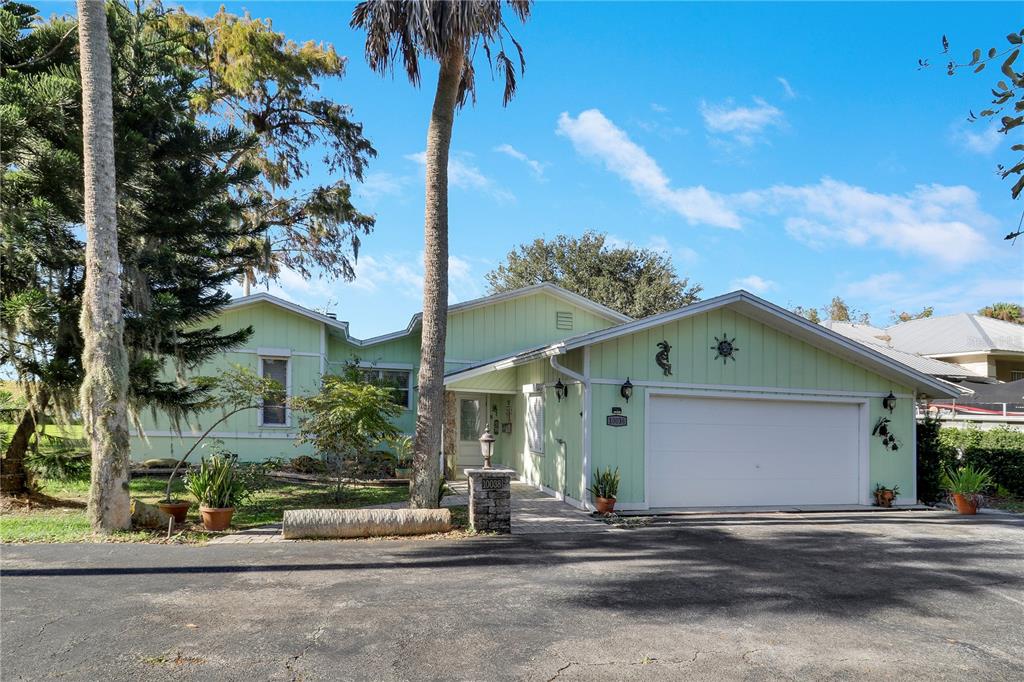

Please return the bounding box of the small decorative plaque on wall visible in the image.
[606,414,628,427]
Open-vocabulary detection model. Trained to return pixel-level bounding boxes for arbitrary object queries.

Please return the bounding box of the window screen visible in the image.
[261,358,288,425]
[527,393,544,454]
[358,368,412,408]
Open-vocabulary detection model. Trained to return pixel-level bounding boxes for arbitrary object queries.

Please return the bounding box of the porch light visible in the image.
[479,426,496,469]
[882,391,897,413]
[554,378,567,402]
[620,377,633,403]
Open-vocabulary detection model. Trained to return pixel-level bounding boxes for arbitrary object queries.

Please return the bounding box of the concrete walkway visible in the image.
[210,480,609,543]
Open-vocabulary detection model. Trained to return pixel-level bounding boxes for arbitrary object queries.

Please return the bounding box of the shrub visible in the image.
[589,466,620,500]
[916,417,944,503]
[25,446,90,482]
[183,452,252,509]
[938,426,1024,497]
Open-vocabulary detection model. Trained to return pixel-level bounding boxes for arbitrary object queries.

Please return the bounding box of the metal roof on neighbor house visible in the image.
[880,314,1024,356]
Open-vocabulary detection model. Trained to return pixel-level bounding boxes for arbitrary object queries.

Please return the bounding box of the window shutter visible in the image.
[527,393,544,454]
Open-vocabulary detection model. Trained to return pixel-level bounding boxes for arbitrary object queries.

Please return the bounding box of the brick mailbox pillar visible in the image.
[465,468,513,534]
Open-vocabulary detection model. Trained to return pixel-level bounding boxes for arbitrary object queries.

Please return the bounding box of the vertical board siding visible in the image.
[587,308,918,505]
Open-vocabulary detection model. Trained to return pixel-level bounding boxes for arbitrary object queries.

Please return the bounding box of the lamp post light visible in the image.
[479,426,496,469]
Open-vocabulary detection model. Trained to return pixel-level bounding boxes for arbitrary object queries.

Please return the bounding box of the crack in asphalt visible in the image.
[284,614,330,681]
[547,652,717,680]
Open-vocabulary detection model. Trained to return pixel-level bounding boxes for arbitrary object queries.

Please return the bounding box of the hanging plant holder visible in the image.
[872,417,902,451]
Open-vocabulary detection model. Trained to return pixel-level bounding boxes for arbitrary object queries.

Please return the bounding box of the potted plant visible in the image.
[941,464,994,515]
[589,466,620,514]
[393,435,414,479]
[183,452,250,531]
[873,483,900,508]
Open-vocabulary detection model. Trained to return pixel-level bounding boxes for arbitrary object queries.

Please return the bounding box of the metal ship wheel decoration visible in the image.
[711,333,739,364]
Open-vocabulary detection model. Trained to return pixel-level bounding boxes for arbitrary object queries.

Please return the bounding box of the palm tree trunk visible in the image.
[0,386,50,494]
[77,0,132,532]
[410,48,464,509]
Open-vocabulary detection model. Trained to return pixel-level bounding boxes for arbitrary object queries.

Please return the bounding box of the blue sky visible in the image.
[52,1,1024,335]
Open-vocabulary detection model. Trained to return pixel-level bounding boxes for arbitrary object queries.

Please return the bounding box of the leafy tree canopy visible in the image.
[485,232,702,319]
[892,306,935,323]
[978,302,1024,324]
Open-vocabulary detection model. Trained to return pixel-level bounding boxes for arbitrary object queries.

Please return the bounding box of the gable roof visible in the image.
[445,290,960,399]
[878,313,1024,356]
[223,283,630,347]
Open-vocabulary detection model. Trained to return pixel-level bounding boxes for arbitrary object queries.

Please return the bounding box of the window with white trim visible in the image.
[260,357,289,426]
[358,367,412,408]
[526,393,544,454]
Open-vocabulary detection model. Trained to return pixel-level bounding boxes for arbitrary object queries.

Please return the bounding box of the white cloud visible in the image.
[776,76,796,99]
[558,110,995,268]
[843,272,1024,321]
[699,97,785,146]
[953,122,1003,155]
[494,143,546,177]
[731,275,778,294]
[405,151,514,202]
[346,252,482,304]
[650,102,669,113]
[556,109,741,228]
[355,172,407,200]
[737,178,993,267]
[607,234,700,267]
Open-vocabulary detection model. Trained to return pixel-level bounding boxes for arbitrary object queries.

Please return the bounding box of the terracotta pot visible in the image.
[595,496,616,514]
[395,467,413,479]
[199,506,235,531]
[158,501,191,524]
[952,493,977,515]
[874,490,895,508]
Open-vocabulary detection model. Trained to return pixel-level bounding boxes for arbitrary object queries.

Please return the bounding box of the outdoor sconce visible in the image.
[554,378,567,402]
[882,391,897,413]
[479,426,496,469]
[620,377,634,403]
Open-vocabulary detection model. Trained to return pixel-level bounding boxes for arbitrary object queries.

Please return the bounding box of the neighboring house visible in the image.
[824,315,1024,382]
[133,285,957,509]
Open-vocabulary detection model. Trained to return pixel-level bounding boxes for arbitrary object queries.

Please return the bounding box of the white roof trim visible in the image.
[225,283,630,348]
[446,290,960,399]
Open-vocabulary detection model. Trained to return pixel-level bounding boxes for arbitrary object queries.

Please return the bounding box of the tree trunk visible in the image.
[410,48,464,509]
[77,0,132,533]
[0,386,50,495]
[442,391,457,480]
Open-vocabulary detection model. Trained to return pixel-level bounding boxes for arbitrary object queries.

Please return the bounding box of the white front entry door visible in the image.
[646,395,863,508]
[455,394,486,474]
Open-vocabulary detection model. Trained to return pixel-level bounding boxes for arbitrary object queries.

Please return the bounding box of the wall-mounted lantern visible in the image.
[620,377,634,403]
[554,378,567,402]
[882,391,897,413]
[479,426,496,469]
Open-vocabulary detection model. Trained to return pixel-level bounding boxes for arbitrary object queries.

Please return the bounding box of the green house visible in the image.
[132,284,957,509]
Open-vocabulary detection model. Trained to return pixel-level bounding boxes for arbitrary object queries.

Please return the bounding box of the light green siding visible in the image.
[586,308,916,505]
[446,291,616,363]
[447,367,518,393]
[131,300,327,462]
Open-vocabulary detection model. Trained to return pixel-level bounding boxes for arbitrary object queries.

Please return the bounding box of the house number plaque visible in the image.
[606,414,628,427]
[481,478,504,490]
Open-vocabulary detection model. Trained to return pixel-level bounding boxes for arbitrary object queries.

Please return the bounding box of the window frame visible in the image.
[526,392,545,455]
[257,355,291,428]
[356,364,413,410]
[1011,370,1024,382]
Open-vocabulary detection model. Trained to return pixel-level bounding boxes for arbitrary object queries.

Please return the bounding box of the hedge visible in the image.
[917,420,1024,502]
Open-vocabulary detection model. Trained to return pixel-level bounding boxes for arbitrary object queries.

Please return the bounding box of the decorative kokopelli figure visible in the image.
[655,340,672,376]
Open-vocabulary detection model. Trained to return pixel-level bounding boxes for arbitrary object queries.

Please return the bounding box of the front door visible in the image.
[455,394,486,475]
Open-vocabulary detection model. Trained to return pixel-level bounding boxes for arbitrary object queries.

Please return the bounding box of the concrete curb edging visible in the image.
[282,508,451,539]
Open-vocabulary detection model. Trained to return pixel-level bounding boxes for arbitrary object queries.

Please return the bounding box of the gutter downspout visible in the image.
[550,353,591,510]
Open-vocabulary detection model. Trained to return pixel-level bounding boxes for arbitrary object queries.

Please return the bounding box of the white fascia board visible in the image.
[551,290,959,399]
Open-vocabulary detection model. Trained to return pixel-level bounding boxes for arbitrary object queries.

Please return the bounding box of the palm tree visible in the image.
[76,0,132,531]
[351,1,531,507]
[978,303,1024,325]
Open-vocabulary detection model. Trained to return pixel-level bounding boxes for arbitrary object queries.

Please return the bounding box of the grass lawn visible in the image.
[0,475,410,544]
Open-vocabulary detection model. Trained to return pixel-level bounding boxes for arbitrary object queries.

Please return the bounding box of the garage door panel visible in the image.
[647,395,862,507]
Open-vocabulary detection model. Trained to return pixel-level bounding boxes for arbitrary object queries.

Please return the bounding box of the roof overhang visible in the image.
[446,290,960,399]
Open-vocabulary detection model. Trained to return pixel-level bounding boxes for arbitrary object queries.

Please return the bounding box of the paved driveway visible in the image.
[2,511,1023,681]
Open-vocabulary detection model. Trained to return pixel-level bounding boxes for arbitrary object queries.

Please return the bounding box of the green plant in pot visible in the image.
[589,466,620,514]
[184,452,251,530]
[392,435,414,479]
[941,464,994,515]
[873,483,901,508]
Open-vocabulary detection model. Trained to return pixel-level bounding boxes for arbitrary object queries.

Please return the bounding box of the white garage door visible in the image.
[647,395,862,508]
